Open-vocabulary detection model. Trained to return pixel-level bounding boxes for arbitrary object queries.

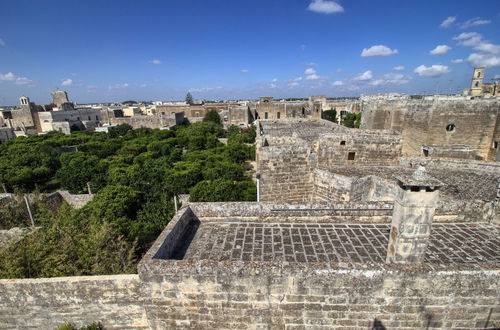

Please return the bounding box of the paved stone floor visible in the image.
[182,222,499,265]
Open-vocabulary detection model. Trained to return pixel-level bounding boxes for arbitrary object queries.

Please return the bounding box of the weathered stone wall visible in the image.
[188,202,394,223]
[257,137,314,203]
[0,275,148,329]
[361,98,500,161]
[104,112,184,129]
[257,120,402,203]
[138,268,499,329]
[313,169,352,202]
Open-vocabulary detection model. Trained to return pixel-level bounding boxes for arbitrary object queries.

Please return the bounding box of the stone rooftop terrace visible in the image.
[327,165,500,201]
[181,221,499,269]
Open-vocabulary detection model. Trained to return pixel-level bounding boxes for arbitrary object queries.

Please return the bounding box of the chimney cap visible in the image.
[396,166,444,189]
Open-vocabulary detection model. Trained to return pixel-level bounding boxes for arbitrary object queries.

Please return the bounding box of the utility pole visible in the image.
[24,195,35,228]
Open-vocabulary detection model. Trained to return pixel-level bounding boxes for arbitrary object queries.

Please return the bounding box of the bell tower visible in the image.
[470,67,485,96]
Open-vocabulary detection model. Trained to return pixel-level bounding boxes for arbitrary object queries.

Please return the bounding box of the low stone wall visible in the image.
[139,260,500,329]
[189,202,394,223]
[0,275,148,329]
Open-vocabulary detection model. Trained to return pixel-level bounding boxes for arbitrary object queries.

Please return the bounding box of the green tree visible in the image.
[185,92,193,105]
[322,109,337,123]
[342,113,361,128]
[203,109,222,126]
[108,124,132,138]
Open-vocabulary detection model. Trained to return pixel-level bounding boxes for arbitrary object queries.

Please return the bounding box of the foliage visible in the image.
[342,113,361,128]
[322,109,337,123]
[185,92,193,105]
[56,322,105,330]
[108,124,132,138]
[203,109,222,126]
[0,119,256,278]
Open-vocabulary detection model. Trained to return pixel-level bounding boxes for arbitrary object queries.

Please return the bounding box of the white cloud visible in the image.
[440,16,456,28]
[0,72,34,85]
[453,32,483,46]
[361,45,398,57]
[14,77,33,85]
[453,31,500,67]
[108,83,129,90]
[300,44,306,51]
[272,78,278,82]
[61,78,73,86]
[336,68,343,72]
[269,83,277,89]
[393,65,405,71]
[306,74,320,80]
[288,81,300,88]
[240,69,249,73]
[189,86,223,92]
[291,77,303,82]
[451,59,464,64]
[430,45,452,55]
[474,42,500,55]
[304,68,316,75]
[0,72,15,81]
[354,70,373,81]
[140,83,148,88]
[307,0,344,14]
[306,62,318,66]
[368,73,409,86]
[332,81,344,86]
[0,39,4,46]
[149,59,162,65]
[461,17,491,29]
[467,53,500,67]
[414,64,450,77]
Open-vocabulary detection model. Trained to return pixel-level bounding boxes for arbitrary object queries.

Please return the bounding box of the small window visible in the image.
[477,72,481,78]
[494,141,499,149]
[292,110,296,118]
[77,117,80,120]
[277,112,280,119]
[96,115,99,120]
[475,81,479,87]
[347,152,355,160]
[446,124,455,132]
[340,141,346,145]
[88,116,91,121]
[265,112,268,119]
[195,112,200,117]
[302,108,305,116]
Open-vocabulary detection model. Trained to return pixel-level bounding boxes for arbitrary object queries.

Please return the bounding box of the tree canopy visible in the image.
[0,123,257,278]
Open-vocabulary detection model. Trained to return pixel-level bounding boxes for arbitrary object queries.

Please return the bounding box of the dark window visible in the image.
[96,115,99,120]
[347,152,355,160]
[446,124,455,132]
[411,186,420,192]
[292,110,296,118]
[494,141,498,149]
[277,112,280,119]
[302,108,305,116]
[423,149,429,157]
[265,112,268,119]
[475,81,479,87]
[340,141,346,145]
[478,72,481,78]
[88,116,91,121]
[77,117,80,120]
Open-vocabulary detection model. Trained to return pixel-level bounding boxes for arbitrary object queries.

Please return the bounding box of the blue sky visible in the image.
[1,0,500,104]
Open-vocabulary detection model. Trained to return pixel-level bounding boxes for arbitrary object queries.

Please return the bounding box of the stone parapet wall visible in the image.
[188,202,394,223]
[138,264,499,329]
[0,275,148,329]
